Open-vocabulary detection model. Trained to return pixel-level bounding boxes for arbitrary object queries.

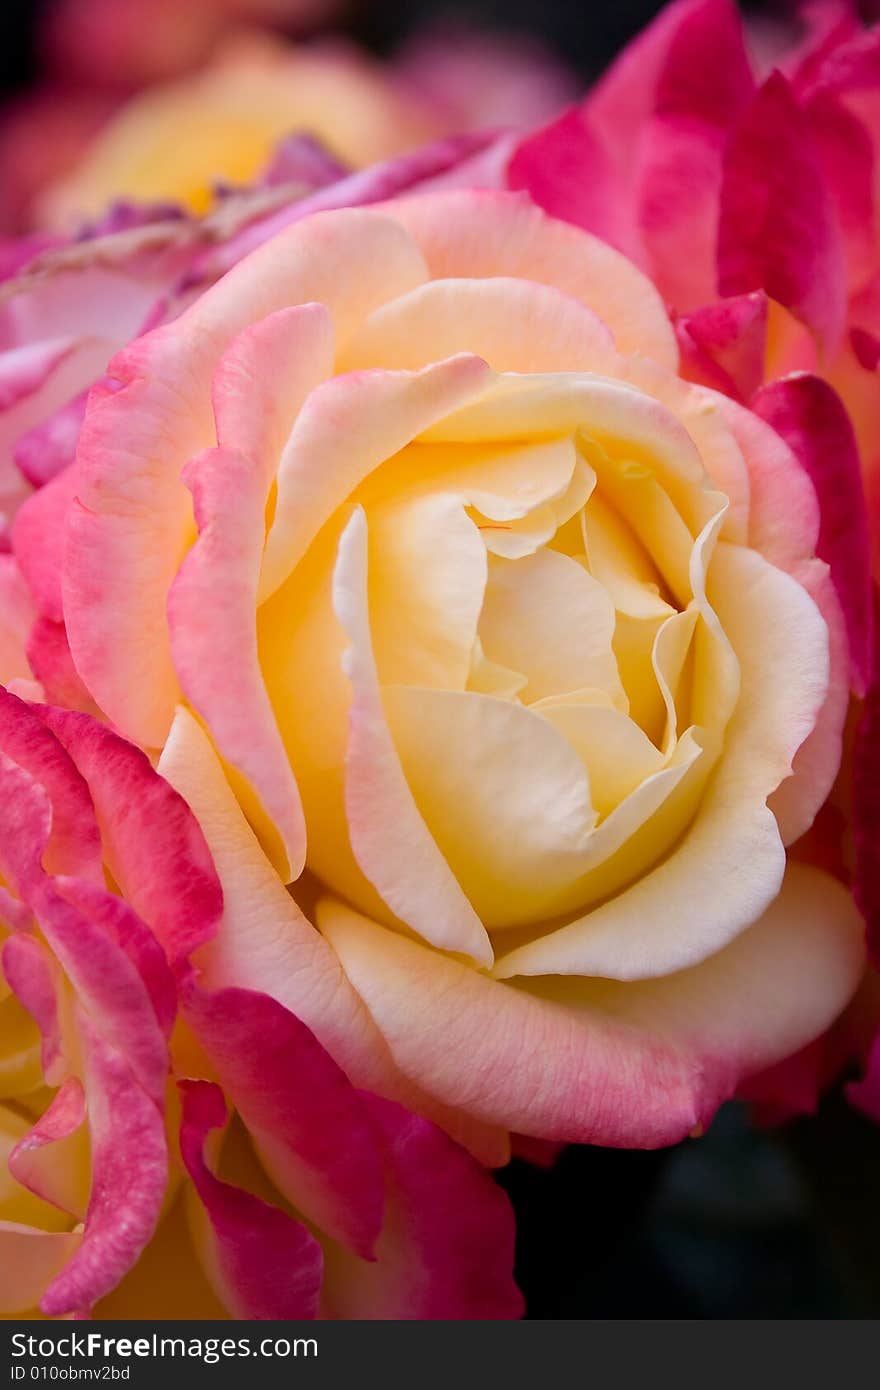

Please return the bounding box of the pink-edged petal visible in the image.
[192,130,499,277]
[853,606,880,964]
[0,687,102,881]
[9,1077,89,1219]
[2,932,65,1083]
[713,392,821,572]
[320,861,864,1145]
[767,559,849,845]
[0,338,79,411]
[40,1012,167,1318]
[675,293,767,401]
[13,392,87,489]
[64,210,431,746]
[340,275,614,375]
[719,72,847,354]
[158,707,510,1168]
[179,1079,323,1321]
[25,616,99,713]
[212,302,334,474]
[168,447,306,881]
[182,981,384,1260]
[319,898,701,1147]
[33,881,169,1104]
[0,746,52,892]
[259,353,491,600]
[333,507,492,965]
[12,460,81,623]
[55,877,176,1039]
[0,1224,80,1315]
[324,1094,522,1320]
[0,740,169,1099]
[387,189,678,368]
[507,105,638,264]
[753,374,874,696]
[36,706,222,964]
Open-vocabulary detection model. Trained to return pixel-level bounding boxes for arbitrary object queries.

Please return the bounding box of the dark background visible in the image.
[0,0,802,98]
[3,0,880,1319]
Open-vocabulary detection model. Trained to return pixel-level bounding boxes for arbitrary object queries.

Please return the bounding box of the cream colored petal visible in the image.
[339,276,614,374]
[478,549,625,707]
[419,373,717,540]
[477,457,594,560]
[582,490,675,621]
[258,354,492,602]
[158,707,506,1164]
[333,508,492,963]
[466,639,527,700]
[494,542,829,980]
[355,435,581,522]
[386,190,678,367]
[384,684,597,929]
[368,491,487,689]
[538,704,665,818]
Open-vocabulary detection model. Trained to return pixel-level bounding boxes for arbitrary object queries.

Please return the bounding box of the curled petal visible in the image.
[324,1095,522,1320]
[40,1015,167,1318]
[179,1079,323,1322]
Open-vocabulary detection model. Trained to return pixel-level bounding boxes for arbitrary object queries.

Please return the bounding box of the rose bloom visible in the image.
[0,170,862,1160]
[506,0,880,574]
[37,34,438,229]
[0,686,520,1320]
[7,23,574,235]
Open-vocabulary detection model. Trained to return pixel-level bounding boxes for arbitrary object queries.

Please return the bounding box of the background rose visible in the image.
[0,688,520,1319]
[505,0,880,576]
[39,34,439,228]
[15,187,862,1156]
[2,13,574,236]
[0,127,500,546]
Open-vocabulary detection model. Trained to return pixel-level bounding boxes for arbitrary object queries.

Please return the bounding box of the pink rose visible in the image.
[494,0,880,1128]
[4,14,573,235]
[4,182,861,1159]
[507,0,880,583]
[0,688,520,1319]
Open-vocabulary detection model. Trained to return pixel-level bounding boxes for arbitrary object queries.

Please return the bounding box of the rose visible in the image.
[17,184,860,1155]
[0,688,520,1319]
[40,34,440,229]
[506,0,880,577]
[12,22,573,236]
[0,0,347,233]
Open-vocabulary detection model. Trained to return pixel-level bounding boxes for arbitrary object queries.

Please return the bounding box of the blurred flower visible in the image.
[38,34,439,227]
[3,10,576,234]
[42,0,348,89]
[507,0,880,576]
[393,25,579,132]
